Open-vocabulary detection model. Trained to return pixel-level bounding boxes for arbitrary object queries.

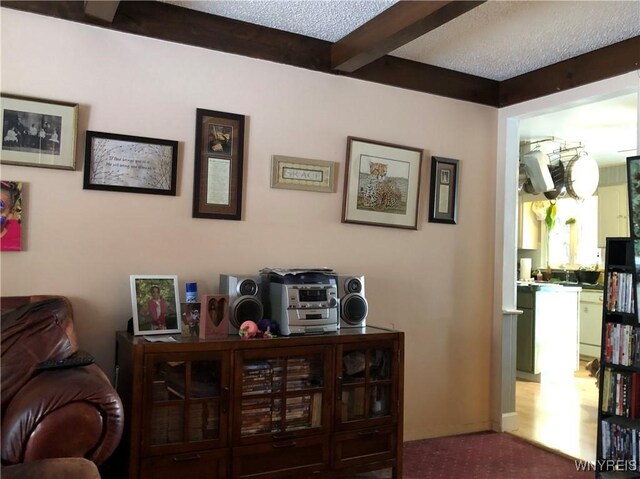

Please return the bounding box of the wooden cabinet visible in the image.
[597,184,629,248]
[114,328,404,479]
[596,238,640,478]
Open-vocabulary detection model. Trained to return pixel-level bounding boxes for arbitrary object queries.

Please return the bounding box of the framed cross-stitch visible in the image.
[130,275,181,336]
[1,94,78,170]
[193,109,245,220]
[342,136,423,230]
[271,155,337,193]
[84,131,178,195]
[428,156,460,225]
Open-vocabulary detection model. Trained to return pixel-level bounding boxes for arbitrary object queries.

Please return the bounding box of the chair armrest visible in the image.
[1,365,123,465]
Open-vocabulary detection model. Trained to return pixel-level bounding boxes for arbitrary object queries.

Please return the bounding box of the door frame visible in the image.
[491,71,640,431]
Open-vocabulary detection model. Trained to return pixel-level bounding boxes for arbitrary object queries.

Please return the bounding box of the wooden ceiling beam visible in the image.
[84,1,120,23]
[332,0,486,73]
[499,36,640,107]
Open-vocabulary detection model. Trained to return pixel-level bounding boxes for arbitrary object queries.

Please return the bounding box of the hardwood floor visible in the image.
[512,359,599,462]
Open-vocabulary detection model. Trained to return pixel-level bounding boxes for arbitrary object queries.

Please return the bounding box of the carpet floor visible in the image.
[350,431,593,479]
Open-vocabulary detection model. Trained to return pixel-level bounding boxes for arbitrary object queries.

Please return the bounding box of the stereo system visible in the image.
[219,270,367,335]
[219,274,264,334]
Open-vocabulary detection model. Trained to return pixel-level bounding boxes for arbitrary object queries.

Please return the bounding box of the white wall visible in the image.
[0,8,497,441]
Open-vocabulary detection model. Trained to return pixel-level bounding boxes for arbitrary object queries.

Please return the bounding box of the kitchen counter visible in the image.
[517,280,603,291]
[516,284,581,383]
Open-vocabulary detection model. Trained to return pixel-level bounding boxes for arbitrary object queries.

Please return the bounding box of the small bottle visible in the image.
[186,282,198,303]
[535,270,543,281]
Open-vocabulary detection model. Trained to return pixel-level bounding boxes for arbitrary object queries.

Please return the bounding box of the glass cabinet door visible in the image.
[235,346,330,444]
[144,352,230,453]
[337,342,397,429]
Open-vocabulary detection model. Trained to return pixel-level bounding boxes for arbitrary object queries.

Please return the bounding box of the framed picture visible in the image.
[271,155,337,193]
[342,136,423,230]
[0,180,23,251]
[83,131,178,195]
[1,94,78,170]
[193,109,245,220]
[130,275,181,335]
[180,302,201,337]
[428,156,460,224]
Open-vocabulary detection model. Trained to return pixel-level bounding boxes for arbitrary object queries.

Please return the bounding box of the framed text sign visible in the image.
[193,109,245,220]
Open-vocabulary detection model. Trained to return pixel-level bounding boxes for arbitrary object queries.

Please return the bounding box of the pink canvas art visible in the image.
[0,181,22,251]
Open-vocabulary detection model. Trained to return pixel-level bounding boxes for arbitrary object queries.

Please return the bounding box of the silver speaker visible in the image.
[337,275,368,328]
[219,274,264,334]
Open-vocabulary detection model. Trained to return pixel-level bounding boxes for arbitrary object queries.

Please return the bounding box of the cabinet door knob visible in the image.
[221,386,230,414]
[172,454,201,462]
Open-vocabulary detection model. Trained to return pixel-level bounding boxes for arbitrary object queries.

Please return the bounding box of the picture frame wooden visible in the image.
[0,180,23,252]
[428,156,460,224]
[130,275,181,336]
[271,155,337,193]
[83,131,178,195]
[1,94,78,170]
[342,136,423,230]
[193,109,245,220]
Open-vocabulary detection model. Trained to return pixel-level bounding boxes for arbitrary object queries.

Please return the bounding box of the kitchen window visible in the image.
[547,196,599,268]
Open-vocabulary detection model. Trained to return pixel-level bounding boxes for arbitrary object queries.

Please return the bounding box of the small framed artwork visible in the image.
[1,94,78,170]
[199,294,230,340]
[84,131,178,195]
[626,155,640,261]
[193,109,245,220]
[271,155,337,193]
[180,302,201,337]
[342,136,423,230]
[130,275,181,335]
[0,180,23,251]
[428,156,460,224]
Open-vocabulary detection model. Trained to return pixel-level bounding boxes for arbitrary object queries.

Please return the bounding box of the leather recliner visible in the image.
[1,296,124,470]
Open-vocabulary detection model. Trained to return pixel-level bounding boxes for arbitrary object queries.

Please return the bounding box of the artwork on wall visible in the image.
[342,136,423,230]
[0,180,23,251]
[428,156,460,225]
[271,155,337,193]
[130,275,181,336]
[83,131,178,196]
[626,155,640,260]
[193,109,245,220]
[1,94,78,170]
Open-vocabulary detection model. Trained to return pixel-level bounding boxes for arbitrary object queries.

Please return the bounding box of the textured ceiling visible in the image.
[164,0,640,82]
[163,0,638,166]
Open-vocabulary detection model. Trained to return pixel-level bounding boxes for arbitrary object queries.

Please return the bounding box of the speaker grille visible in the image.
[345,278,362,294]
[231,296,263,328]
[342,294,368,326]
[238,279,259,296]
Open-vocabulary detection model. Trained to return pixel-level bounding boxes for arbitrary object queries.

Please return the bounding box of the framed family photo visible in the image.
[342,137,423,230]
[84,131,178,195]
[130,275,181,335]
[193,109,245,220]
[428,156,460,224]
[1,94,78,170]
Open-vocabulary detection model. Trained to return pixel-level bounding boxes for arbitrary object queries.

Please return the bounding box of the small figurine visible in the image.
[239,320,259,339]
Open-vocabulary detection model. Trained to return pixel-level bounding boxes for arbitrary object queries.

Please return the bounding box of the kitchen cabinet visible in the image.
[518,200,540,250]
[579,289,603,358]
[597,184,629,248]
[516,284,580,382]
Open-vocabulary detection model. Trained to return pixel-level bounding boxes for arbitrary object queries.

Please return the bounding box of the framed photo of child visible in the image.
[130,275,181,335]
[1,180,23,251]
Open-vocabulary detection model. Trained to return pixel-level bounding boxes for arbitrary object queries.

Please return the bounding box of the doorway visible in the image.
[492,72,639,460]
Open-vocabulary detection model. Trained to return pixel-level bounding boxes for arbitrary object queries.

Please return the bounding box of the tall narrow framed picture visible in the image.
[428,156,460,224]
[193,109,245,220]
[1,94,78,170]
[130,275,181,335]
[84,131,178,195]
[342,137,423,230]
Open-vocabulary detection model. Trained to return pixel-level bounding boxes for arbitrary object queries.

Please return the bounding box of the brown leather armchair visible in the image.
[1,296,124,469]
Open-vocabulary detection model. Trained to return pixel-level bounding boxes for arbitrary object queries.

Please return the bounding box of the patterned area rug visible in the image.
[348,431,593,479]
